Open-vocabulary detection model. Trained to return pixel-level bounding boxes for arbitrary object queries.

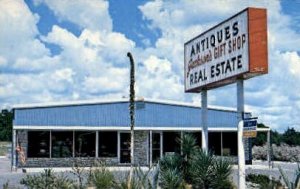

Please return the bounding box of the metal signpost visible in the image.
[184,8,268,189]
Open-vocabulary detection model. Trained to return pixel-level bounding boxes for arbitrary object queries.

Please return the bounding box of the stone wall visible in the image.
[24,157,119,167]
[17,130,28,167]
[134,131,149,166]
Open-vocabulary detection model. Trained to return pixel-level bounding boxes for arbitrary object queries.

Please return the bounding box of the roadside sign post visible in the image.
[237,79,245,189]
[237,120,246,189]
[201,90,208,151]
[184,7,268,189]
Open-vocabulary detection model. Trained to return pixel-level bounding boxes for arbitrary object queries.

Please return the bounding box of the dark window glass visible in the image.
[52,131,73,158]
[222,132,237,156]
[28,131,50,158]
[208,132,221,155]
[152,133,160,163]
[187,132,202,147]
[75,131,95,157]
[120,133,130,163]
[163,132,181,154]
[99,132,117,157]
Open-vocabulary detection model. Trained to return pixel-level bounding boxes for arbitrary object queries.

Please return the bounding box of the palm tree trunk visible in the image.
[127,52,135,188]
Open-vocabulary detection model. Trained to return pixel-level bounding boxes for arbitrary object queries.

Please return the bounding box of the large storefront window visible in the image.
[188,132,202,147]
[99,131,117,157]
[208,132,221,155]
[75,131,96,157]
[163,132,181,154]
[52,131,73,158]
[28,131,50,158]
[222,132,237,156]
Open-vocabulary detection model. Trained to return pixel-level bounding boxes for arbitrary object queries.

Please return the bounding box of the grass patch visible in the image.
[0,141,10,156]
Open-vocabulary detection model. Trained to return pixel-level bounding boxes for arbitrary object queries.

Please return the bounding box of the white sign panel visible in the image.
[184,11,249,92]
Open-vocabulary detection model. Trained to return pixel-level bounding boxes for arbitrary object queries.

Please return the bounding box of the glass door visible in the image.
[120,133,131,163]
[152,132,161,163]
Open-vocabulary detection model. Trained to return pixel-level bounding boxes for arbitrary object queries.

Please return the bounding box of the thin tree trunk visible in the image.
[127,52,135,188]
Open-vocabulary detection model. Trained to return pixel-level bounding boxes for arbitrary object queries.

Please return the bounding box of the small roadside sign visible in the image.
[243,119,257,138]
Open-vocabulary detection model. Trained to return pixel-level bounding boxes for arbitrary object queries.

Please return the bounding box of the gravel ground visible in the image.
[0,156,298,188]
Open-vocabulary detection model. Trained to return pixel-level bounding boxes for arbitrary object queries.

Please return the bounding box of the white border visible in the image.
[13,125,244,131]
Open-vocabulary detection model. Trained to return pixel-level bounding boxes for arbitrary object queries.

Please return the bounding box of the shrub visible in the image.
[159,134,233,189]
[20,169,74,189]
[279,163,300,189]
[90,164,116,189]
[190,150,233,189]
[160,168,184,189]
[252,143,300,162]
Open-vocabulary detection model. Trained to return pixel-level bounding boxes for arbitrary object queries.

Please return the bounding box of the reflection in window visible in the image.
[52,131,73,158]
[75,131,95,157]
[28,131,50,158]
[99,132,117,157]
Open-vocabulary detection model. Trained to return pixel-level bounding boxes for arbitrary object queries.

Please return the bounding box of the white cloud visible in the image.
[1,0,300,132]
[138,0,300,131]
[136,55,183,100]
[37,0,112,32]
[0,56,7,67]
[83,67,128,94]
[0,0,49,64]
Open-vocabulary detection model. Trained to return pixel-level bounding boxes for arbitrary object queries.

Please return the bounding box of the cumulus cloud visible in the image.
[35,0,112,32]
[138,0,300,131]
[1,0,300,131]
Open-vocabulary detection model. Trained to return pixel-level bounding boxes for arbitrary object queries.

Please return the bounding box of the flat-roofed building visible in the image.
[12,98,254,168]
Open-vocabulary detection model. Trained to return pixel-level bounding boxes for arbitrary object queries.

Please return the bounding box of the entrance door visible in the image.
[120,133,131,163]
[152,132,161,163]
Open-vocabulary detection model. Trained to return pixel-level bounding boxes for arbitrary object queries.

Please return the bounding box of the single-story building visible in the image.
[12,98,258,168]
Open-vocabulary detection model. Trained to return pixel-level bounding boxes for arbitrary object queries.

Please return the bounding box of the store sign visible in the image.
[243,119,257,138]
[184,8,268,92]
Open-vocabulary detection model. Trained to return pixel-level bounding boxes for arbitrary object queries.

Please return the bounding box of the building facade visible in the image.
[12,98,252,168]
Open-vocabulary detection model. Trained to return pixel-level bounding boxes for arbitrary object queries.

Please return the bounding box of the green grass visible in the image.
[0,141,11,156]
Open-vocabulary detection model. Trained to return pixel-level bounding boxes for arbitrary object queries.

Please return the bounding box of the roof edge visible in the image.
[12,97,245,113]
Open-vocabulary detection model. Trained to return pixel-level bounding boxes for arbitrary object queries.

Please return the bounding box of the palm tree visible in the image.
[127,52,135,188]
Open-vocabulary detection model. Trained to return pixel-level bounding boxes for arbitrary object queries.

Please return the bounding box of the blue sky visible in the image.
[0,0,300,132]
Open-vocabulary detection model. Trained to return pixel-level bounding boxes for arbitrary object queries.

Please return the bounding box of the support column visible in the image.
[72,131,75,158]
[96,131,99,158]
[160,131,163,158]
[181,131,183,155]
[149,130,152,167]
[237,79,245,189]
[202,90,208,151]
[117,131,120,163]
[49,130,52,158]
[12,129,17,171]
[221,132,223,157]
[201,90,208,151]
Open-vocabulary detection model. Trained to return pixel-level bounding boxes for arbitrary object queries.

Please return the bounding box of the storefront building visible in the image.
[12,98,252,168]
